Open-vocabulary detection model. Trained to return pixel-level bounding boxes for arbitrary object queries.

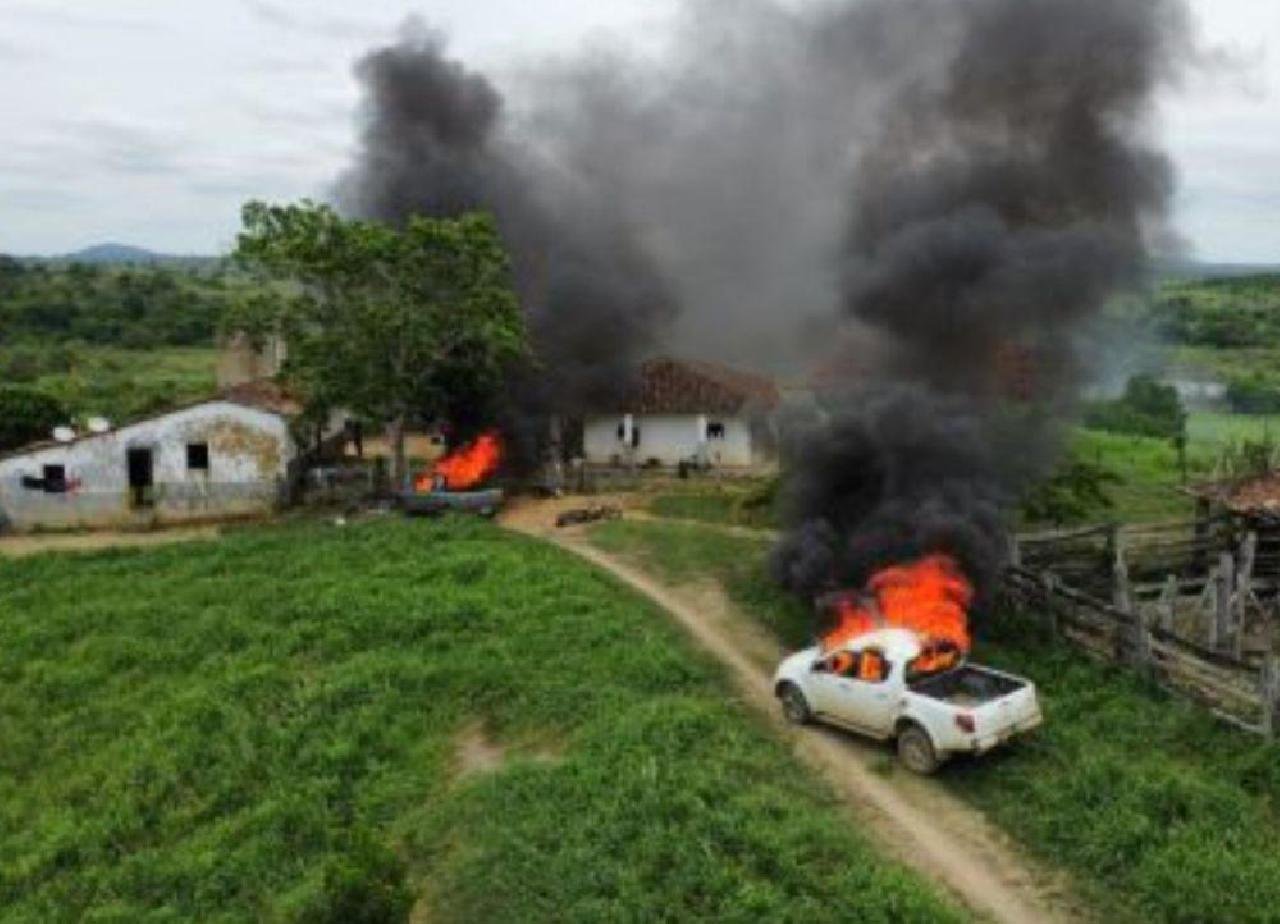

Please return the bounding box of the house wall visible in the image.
[583,414,755,467]
[0,402,294,532]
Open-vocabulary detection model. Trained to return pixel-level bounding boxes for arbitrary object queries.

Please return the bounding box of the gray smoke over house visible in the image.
[772,0,1192,603]
[337,22,677,460]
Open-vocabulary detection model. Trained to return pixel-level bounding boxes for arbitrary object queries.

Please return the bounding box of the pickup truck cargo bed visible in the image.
[910,665,1025,707]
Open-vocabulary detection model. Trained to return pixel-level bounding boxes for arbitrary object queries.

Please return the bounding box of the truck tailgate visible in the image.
[972,683,1041,744]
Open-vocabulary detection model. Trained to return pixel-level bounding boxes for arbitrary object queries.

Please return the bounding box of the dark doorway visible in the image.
[127,447,154,508]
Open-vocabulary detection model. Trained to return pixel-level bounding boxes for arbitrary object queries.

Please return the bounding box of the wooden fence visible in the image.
[1007,517,1280,738]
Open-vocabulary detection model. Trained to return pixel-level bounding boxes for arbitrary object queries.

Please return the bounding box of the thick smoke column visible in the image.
[339,23,677,457]
[773,0,1191,604]
[334,1,1190,597]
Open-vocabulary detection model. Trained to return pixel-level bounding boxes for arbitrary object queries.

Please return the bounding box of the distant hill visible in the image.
[68,243,169,264]
[21,243,223,269]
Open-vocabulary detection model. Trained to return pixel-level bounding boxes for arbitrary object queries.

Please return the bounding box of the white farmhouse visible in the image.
[0,381,304,532]
[583,358,781,470]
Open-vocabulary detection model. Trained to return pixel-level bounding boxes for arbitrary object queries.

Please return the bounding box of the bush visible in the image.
[1226,375,1280,415]
[1083,375,1187,441]
[1020,454,1120,525]
[0,385,68,450]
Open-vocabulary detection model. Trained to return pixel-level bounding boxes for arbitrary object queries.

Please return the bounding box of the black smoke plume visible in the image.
[338,23,677,463]
[335,3,1191,596]
[772,0,1191,605]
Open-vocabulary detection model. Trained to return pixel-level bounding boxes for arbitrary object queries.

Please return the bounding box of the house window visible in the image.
[43,464,67,494]
[707,422,727,440]
[187,443,210,472]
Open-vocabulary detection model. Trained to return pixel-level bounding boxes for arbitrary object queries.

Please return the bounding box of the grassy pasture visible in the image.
[0,345,220,422]
[0,517,964,923]
[644,479,779,530]
[588,519,1280,924]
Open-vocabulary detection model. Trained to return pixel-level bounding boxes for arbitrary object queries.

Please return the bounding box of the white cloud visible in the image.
[0,0,1276,262]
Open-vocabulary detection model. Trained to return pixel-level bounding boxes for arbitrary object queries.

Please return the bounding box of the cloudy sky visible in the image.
[2,0,1277,261]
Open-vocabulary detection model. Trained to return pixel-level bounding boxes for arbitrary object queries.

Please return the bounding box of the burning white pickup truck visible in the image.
[773,628,1042,774]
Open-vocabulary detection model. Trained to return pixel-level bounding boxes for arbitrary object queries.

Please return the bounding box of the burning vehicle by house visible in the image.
[773,555,1042,774]
[403,431,505,517]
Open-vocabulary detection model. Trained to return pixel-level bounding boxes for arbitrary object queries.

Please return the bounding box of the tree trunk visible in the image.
[389,414,408,492]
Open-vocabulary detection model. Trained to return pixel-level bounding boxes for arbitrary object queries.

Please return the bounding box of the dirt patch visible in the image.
[452,723,564,783]
[454,725,509,778]
[0,526,222,559]
[499,493,639,534]
[504,505,1089,924]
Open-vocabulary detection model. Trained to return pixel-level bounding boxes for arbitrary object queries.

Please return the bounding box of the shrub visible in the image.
[1083,374,1186,441]
[1226,374,1280,415]
[0,385,68,450]
[1020,454,1120,525]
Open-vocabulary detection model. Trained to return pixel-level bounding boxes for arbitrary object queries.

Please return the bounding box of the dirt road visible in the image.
[0,526,222,559]
[503,499,1086,924]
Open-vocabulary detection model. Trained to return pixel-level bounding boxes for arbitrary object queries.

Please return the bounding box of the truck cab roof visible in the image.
[832,627,925,662]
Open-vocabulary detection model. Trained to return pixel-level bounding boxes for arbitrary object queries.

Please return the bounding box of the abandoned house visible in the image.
[583,357,781,470]
[0,381,305,532]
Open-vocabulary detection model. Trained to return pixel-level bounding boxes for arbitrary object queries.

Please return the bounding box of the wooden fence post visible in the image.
[1041,572,1059,638]
[1233,533,1258,660]
[1261,657,1280,741]
[1112,527,1133,615]
[1215,552,1234,653]
[1132,604,1154,676]
[1160,574,1177,634]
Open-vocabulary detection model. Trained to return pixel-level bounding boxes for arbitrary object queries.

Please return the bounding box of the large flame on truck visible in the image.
[416,431,503,492]
[823,555,974,669]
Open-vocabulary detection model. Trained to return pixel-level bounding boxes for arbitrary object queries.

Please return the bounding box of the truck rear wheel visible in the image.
[897,724,940,775]
[778,683,811,726]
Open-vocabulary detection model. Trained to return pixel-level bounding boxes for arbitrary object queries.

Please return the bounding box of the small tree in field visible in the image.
[231,201,526,485]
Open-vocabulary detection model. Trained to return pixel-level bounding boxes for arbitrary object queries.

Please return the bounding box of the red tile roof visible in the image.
[617,357,781,416]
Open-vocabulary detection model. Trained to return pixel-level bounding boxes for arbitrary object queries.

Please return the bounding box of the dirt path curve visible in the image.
[503,500,1087,924]
[0,526,222,559]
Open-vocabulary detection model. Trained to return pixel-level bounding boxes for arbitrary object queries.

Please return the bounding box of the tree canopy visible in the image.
[230,201,527,482]
[0,387,69,452]
[0,258,232,349]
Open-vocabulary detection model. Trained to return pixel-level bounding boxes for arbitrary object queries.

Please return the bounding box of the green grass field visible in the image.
[645,479,778,531]
[2,345,220,422]
[1170,345,1280,384]
[0,517,964,923]
[587,519,1280,924]
[1186,410,1280,446]
[639,415,1276,532]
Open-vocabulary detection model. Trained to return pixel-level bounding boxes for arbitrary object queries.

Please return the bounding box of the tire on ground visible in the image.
[778,682,811,726]
[897,722,941,775]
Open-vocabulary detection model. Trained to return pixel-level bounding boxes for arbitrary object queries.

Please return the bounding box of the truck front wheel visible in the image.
[897,724,940,775]
[778,683,811,726]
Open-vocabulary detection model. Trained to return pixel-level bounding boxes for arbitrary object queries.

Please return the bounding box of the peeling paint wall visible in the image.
[0,402,295,531]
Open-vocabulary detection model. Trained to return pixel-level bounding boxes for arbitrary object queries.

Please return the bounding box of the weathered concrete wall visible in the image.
[0,402,295,531]
[584,414,756,467]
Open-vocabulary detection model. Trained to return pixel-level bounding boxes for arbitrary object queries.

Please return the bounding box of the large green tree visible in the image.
[231,201,526,484]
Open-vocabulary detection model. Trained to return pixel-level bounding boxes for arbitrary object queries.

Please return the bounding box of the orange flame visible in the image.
[823,555,973,667]
[416,431,503,492]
